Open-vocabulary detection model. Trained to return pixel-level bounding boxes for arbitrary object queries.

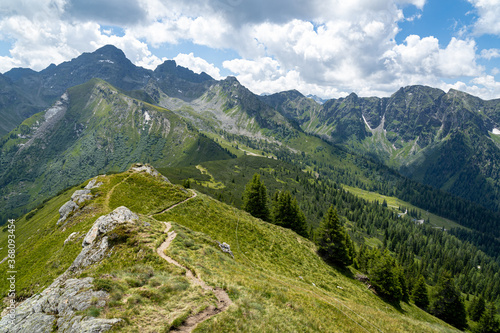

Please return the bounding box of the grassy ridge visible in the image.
[0,79,233,225]
[155,191,458,332]
[0,169,458,332]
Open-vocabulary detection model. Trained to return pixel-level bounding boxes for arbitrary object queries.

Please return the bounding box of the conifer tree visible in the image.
[412,275,429,310]
[430,271,467,330]
[316,206,353,267]
[398,267,410,303]
[469,295,487,322]
[369,250,403,302]
[474,303,500,333]
[271,190,309,237]
[242,174,269,221]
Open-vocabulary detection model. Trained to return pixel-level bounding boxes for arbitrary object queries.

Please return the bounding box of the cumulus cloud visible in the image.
[174,53,222,79]
[0,0,498,99]
[468,0,500,35]
[64,0,147,25]
[386,36,481,77]
[480,48,500,60]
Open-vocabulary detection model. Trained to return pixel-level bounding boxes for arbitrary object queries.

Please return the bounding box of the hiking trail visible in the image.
[157,221,231,332]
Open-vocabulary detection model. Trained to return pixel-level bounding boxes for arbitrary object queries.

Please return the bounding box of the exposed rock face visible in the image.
[82,206,137,246]
[0,206,137,332]
[57,177,104,225]
[130,163,169,182]
[0,277,121,333]
[57,201,79,225]
[84,178,103,190]
[71,190,92,204]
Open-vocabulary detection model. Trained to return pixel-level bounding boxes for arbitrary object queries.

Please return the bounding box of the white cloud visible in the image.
[0,0,498,101]
[384,36,482,77]
[443,75,500,100]
[468,0,500,35]
[480,48,500,60]
[174,53,222,79]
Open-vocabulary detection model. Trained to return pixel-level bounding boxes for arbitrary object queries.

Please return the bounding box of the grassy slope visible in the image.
[0,169,458,332]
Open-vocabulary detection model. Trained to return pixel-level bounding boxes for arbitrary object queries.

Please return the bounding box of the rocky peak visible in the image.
[94,44,128,61]
[154,60,213,83]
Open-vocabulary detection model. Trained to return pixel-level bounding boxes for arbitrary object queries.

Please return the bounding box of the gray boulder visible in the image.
[131,163,169,182]
[84,177,103,190]
[57,201,79,225]
[82,206,138,246]
[56,176,104,225]
[71,190,92,204]
[0,277,121,333]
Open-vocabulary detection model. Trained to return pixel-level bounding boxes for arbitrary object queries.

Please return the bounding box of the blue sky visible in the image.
[0,0,499,99]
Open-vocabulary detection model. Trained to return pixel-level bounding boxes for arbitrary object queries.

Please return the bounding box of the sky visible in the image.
[0,0,499,100]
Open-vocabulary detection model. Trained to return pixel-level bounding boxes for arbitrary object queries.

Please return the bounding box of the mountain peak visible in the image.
[93,44,127,60]
[447,88,474,98]
[155,60,213,83]
[224,76,239,84]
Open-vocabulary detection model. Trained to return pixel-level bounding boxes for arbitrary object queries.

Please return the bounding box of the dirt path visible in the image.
[104,172,134,210]
[154,191,197,216]
[157,222,231,332]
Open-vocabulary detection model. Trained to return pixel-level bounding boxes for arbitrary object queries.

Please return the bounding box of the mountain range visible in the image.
[2,44,500,233]
[260,86,500,211]
[1,44,500,332]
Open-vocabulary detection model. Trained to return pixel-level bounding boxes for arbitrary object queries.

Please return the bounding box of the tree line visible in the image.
[240,173,500,331]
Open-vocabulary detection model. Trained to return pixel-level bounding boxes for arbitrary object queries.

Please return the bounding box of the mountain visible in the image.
[0,45,215,137]
[153,76,297,138]
[258,89,321,131]
[306,94,328,104]
[2,46,500,331]
[0,73,40,136]
[4,45,151,101]
[0,78,232,224]
[262,85,500,211]
[0,167,462,332]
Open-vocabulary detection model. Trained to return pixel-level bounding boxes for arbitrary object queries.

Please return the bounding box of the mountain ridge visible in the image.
[0,78,233,223]
[0,45,215,136]
[261,84,500,211]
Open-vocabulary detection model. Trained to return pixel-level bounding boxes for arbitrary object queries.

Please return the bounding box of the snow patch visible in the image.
[492,128,500,135]
[99,59,114,64]
[362,115,373,131]
[144,111,151,122]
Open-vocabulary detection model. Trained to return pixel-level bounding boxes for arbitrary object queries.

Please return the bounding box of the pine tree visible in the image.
[469,295,487,322]
[412,275,429,310]
[272,191,308,237]
[369,250,403,302]
[474,303,500,333]
[242,174,269,221]
[316,206,353,267]
[430,271,467,330]
[398,267,410,303]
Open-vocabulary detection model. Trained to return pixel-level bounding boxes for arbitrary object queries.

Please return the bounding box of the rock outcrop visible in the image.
[130,163,169,182]
[0,206,137,332]
[57,176,104,225]
[82,207,137,247]
[71,190,93,204]
[57,201,79,225]
[0,277,121,333]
